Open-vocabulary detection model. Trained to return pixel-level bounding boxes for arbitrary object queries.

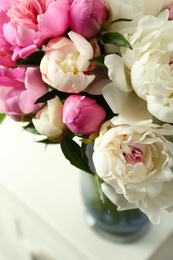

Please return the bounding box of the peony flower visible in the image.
[63,94,106,135]
[93,116,173,224]
[105,0,171,35]
[69,0,110,38]
[33,96,66,139]
[40,31,96,93]
[105,11,173,123]
[0,67,48,120]
[1,0,70,61]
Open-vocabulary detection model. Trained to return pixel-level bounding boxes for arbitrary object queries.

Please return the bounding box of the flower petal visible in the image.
[104,54,132,92]
[102,83,152,122]
[68,31,94,71]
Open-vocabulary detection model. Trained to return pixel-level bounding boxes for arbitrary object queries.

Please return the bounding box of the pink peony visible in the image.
[69,0,110,38]
[0,66,48,120]
[63,94,106,135]
[1,0,70,61]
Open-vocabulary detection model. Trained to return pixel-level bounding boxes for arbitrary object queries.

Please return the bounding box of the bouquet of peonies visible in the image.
[1,0,173,225]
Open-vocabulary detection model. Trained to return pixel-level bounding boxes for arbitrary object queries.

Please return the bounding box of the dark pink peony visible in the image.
[69,0,110,38]
[63,94,106,134]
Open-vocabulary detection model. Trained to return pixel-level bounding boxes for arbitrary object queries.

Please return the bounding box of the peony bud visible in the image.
[63,94,106,135]
[69,0,110,38]
[33,96,66,139]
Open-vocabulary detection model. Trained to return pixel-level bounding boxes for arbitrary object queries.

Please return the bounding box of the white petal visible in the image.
[147,94,173,123]
[102,83,152,122]
[33,119,63,137]
[104,54,132,92]
[101,182,137,210]
[92,151,111,178]
[137,199,160,224]
[47,59,95,93]
[131,61,148,99]
[68,31,94,72]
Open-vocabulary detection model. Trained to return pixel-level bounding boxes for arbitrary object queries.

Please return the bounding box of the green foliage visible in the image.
[94,174,110,213]
[101,32,132,49]
[90,54,107,67]
[60,137,92,174]
[0,114,6,124]
[35,89,70,104]
[23,122,40,135]
[16,50,44,66]
[111,18,133,24]
[37,139,59,145]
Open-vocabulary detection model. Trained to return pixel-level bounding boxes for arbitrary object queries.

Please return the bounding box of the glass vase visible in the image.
[81,172,151,243]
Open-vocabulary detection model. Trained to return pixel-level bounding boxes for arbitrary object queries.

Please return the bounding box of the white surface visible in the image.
[0,117,173,260]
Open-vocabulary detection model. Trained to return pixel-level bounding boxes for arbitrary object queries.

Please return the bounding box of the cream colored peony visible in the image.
[33,96,66,139]
[40,31,95,93]
[93,116,173,224]
[106,0,171,34]
[105,10,173,123]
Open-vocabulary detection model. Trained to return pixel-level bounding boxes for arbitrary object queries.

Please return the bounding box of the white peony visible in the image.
[93,116,173,224]
[105,10,173,123]
[33,96,66,139]
[106,0,171,34]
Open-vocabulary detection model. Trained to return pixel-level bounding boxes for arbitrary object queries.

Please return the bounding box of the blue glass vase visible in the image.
[81,172,151,243]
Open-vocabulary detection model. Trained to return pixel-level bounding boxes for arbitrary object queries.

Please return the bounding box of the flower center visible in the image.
[7,0,54,30]
[59,53,79,74]
[123,145,143,165]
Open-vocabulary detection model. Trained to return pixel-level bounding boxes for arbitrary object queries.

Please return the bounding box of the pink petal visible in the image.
[0,0,16,12]
[0,67,25,86]
[3,22,18,46]
[6,87,25,114]
[16,26,36,47]
[18,44,38,59]
[20,90,44,114]
[25,67,48,91]
[70,0,92,34]
[0,10,9,35]
[19,67,48,114]
[39,1,70,39]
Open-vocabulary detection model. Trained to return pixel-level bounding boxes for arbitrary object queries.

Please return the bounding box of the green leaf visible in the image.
[23,122,40,135]
[20,113,35,122]
[102,32,132,49]
[81,142,89,164]
[16,51,44,66]
[95,174,110,213]
[37,139,59,145]
[90,54,107,67]
[35,89,59,104]
[60,137,91,173]
[0,114,6,124]
[35,89,70,104]
[111,18,133,24]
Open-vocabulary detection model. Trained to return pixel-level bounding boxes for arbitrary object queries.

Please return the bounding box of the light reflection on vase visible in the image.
[81,172,151,243]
